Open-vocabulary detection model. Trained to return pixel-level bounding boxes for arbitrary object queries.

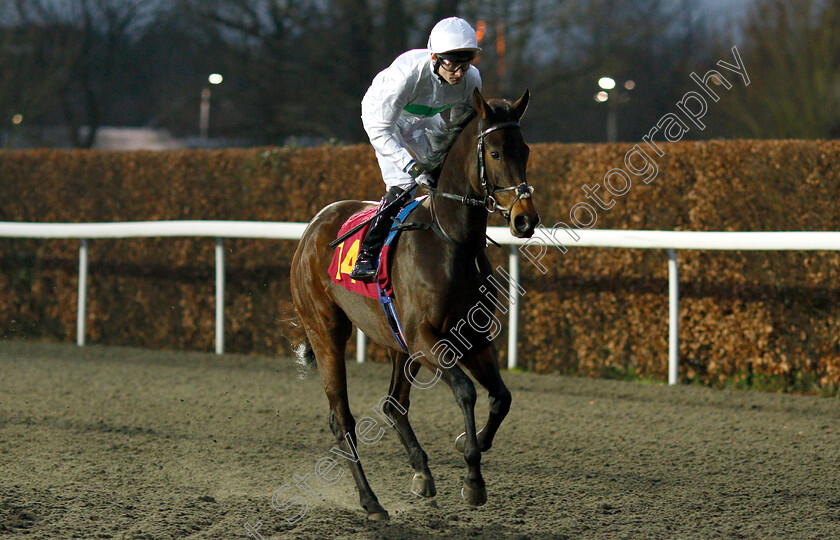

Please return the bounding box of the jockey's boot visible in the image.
[349,186,412,281]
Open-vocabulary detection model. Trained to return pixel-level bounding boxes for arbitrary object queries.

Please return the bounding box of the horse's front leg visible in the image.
[456,344,511,453]
[447,365,486,505]
[411,324,486,506]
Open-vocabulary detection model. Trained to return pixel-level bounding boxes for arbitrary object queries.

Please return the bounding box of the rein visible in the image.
[427,118,534,243]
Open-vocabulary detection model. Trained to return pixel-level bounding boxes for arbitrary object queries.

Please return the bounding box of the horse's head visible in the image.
[471,88,540,238]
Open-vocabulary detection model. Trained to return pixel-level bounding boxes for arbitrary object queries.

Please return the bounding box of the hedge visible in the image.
[1,140,839,392]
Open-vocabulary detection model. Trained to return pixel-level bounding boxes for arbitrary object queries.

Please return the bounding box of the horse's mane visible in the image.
[425,103,477,177]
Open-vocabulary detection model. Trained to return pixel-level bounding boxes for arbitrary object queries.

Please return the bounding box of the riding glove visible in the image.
[405,160,435,188]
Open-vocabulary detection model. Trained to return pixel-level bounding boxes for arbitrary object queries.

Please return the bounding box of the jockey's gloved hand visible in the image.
[405,160,435,188]
[415,173,436,188]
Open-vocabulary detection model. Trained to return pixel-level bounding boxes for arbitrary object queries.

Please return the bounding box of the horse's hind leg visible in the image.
[383,351,436,498]
[456,345,511,453]
[301,305,389,521]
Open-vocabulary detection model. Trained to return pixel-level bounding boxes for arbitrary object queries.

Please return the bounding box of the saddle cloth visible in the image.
[328,207,390,299]
[328,198,427,352]
[328,197,426,300]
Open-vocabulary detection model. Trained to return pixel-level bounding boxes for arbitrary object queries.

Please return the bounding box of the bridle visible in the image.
[475,120,534,220]
[427,118,534,243]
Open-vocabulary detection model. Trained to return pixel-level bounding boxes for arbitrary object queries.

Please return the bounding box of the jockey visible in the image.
[349,16,483,281]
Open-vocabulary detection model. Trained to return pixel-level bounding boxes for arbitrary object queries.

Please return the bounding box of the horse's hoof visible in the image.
[411,472,437,498]
[456,430,490,453]
[460,483,487,506]
[455,431,466,453]
[367,509,390,521]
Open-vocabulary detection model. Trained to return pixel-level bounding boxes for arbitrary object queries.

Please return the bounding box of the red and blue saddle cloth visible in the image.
[328,197,427,352]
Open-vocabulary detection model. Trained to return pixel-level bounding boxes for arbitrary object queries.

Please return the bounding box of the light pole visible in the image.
[594,77,634,142]
[199,73,223,141]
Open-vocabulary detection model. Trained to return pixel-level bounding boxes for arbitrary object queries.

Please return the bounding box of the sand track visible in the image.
[1,340,839,539]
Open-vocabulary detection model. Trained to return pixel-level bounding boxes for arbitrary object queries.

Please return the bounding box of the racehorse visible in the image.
[290,88,539,520]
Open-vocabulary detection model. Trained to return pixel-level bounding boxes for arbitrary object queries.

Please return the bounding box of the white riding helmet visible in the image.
[427,17,481,55]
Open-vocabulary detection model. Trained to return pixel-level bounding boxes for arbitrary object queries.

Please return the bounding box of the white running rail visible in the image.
[2,220,840,385]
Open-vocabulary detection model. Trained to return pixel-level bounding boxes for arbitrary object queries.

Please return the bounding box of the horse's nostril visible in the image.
[514,214,530,233]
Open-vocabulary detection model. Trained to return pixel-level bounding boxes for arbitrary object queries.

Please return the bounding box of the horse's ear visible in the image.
[512,89,530,121]
[473,88,492,119]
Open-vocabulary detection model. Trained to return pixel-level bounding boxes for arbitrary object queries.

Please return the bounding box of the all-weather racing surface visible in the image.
[1,340,838,539]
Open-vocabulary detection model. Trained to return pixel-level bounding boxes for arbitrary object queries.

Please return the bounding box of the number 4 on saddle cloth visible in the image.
[327,196,428,352]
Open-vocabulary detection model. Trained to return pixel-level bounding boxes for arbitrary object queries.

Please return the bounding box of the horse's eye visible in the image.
[490,151,501,160]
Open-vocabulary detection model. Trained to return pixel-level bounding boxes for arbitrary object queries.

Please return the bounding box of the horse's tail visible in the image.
[293,338,316,379]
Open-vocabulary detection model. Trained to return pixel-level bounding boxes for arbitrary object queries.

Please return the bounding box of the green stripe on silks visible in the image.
[403,103,455,117]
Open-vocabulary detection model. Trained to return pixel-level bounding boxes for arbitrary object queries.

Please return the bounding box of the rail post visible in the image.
[356,329,366,363]
[507,245,520,369]
[667,249,679,385]
[77,239,88,346]
[215,238,225,355]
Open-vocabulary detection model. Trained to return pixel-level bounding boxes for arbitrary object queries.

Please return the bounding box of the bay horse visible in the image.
[290,88,539,520]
